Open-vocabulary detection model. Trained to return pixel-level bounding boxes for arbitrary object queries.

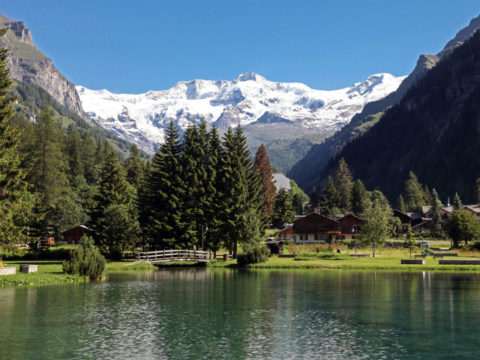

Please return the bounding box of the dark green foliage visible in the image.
[404,172,425,212]
[26,106,68,210]
[62,237,106,280]
[430,189,444,239]
[90,144,139,257]
[292,193,304,215]
[320,31,480,202]
[352,179,368,215]
[144,121,185,248]
[272,188,295,228]
[237,245,269,267]
[124,145,144,188]
[396,195,406,212]
[318,177,338,217]
[333,158,353,211]
[446,210,480,247]
[0,29,35,250]
[453,192,463,210]
[309,189,319,212]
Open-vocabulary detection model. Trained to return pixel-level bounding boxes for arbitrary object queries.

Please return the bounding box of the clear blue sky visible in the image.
[3,0,480,93]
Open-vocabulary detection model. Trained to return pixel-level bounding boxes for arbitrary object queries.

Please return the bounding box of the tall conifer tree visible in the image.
[333,158,353,211]
[351,179,368,215]
[254,144,276,217]
[146,121,185,248]
[90,143,138,257]
[404,171,425,212]
[0,29,34,249]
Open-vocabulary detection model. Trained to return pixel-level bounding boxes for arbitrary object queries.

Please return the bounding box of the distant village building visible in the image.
[62,225,93,244]
[277,212,361,244]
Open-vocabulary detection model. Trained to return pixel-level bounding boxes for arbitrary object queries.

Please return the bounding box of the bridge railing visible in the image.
[137,249,210,261]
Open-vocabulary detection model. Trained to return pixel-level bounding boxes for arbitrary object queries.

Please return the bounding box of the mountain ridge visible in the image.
[77,72,405,157]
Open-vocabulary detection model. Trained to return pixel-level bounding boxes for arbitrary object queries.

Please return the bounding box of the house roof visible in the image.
[61,225,93,235]
[464,205,480,214]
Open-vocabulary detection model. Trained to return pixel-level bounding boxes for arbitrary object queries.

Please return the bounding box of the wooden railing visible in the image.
[137,249,210,261]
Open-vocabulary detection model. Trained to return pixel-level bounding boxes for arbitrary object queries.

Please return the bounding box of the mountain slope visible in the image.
[77,72,405,161]
[324,30,480,202]
[0,13,86,119]
[289,14,480,192]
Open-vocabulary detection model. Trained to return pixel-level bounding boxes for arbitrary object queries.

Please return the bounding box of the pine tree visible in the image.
[124,145,144,188]
[28,107,68,211]
[90,144,139,257]
[404,171,425,212]
[145,121,185,249]
[272,189,295,228]
[180,123,209,248]
[430,189,444,238]
[0,29,34,249]
[81,133,98,184]
[254,144,276,217]
[309,189,319,212]
[204,124,223,255]
[351,179,368,215]
[396,194,407,212]
[292,193,304,215]
[319,177,338,217]
[423,186,433,207]
[218,126,266,257]
[453,192,463,210]
[333,158,353,211]
[66,127,84,180]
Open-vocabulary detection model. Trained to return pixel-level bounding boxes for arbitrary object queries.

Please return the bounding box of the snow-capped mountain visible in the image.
[77,72,406,154]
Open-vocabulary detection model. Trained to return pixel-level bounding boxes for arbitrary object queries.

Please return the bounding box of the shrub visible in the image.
[0,261,4,268]
[63,237,106,281]
[237,245,269,267]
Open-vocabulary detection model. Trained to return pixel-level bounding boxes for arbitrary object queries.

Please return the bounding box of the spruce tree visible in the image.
[333,158,353,211]
[396,195,407,213]
[430,189,444,238]
[272,189,295,228]
[28,107,68,211]
[351,179,368,215]
[0,29,34,249]
[404,171,425,212]
[124,145,144,188]
[453,192,463,210]
[254,144,276,217]
[90,144,138,257]
[218,126,265,257]
[204,124,223,255]
[319,176,338,217]
[66,127,84,180]
[292,193,304,215]
[180,123,209,248]
[309,189,319,212]
[145,121,185,249]
[81,133,98,184]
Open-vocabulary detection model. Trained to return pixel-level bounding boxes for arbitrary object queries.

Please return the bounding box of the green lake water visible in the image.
[1,269,480,359]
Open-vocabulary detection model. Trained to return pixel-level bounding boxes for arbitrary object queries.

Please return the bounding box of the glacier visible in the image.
[76,72,406,154]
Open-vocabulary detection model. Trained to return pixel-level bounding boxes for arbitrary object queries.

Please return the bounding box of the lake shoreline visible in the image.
[3,256,480,288]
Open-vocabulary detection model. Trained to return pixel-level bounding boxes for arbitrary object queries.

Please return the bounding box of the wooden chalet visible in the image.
[277,212,362,244]
[62,225,93,244]
[393,209,431,237]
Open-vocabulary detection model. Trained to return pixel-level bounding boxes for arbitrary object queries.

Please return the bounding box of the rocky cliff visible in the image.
[0,14,86,119]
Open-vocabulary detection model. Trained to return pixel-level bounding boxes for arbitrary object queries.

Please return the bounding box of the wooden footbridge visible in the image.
[137,249,212,263]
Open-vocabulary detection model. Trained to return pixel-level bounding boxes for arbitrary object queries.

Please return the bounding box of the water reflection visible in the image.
[1,270,480,359]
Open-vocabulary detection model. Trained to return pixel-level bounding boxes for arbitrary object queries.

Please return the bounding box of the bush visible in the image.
[237,245,269,267]
[0,261,4,268]
[63,237,106,281]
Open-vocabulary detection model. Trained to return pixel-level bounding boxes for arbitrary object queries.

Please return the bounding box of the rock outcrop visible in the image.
[0,14,86,119]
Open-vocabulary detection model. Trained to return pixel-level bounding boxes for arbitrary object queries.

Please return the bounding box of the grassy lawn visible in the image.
[250,245,480,272]
[0,260,157,288]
